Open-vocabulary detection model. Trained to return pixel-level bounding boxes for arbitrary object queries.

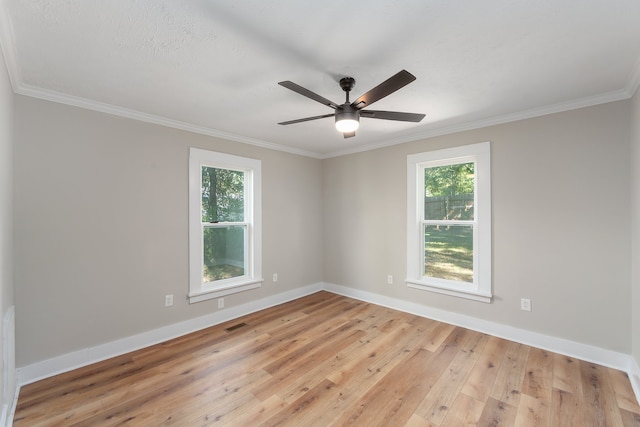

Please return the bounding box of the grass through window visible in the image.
[424,225,473,282]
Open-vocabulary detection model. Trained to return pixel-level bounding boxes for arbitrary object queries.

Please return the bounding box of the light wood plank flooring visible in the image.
[14,291,640,426]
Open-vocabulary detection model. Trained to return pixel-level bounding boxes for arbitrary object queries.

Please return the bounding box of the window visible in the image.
[189,148,262,303]
[406,142,491,302]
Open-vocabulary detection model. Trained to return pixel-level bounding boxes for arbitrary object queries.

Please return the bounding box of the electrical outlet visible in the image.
[387,275,393,285]
[164,294,173,307]
[273,273,278,282]
[520,298,531,311]
[218,298,224,309]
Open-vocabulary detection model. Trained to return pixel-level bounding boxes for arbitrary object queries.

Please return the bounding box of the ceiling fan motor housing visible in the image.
[278,70,423,137]
[335,104,359,123]
[337,77,359,131]
[339,77,356,92]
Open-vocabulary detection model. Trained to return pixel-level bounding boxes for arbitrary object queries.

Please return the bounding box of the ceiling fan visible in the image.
[277,70,425,138]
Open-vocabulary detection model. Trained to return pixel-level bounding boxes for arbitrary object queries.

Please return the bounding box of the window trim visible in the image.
[189,148,262,304]
[406,142,492,303]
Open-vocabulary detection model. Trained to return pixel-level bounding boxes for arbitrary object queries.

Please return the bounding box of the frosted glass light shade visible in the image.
[335,119,360,133]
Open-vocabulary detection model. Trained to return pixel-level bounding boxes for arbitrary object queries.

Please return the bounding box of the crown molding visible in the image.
[13,81,636,162]
[3,0,639,161]
[625,56,640,98]
[15,84,324,159]
[7,62,639,162]
[321,88,633,159]
[0,0,21,90]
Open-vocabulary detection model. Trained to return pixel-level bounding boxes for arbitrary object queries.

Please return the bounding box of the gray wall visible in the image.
[13,96,324,366]
[0,48,15,411]
[632,89,640,366]
[324,101,632,353]
[11,91,637,368]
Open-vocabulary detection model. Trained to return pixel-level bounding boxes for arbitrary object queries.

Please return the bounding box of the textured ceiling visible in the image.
[2,0,640,158]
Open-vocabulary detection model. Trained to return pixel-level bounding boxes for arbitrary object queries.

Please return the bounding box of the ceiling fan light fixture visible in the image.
[278,70,423,137]
[335,110,359,133]
[335,118,359,133]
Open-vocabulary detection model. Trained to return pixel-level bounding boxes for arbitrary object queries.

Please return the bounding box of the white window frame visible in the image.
[189,148,262,304]
[406,142,492,303]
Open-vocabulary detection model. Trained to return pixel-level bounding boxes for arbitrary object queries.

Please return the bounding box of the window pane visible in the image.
[424,224,473,283]
[203,225,246,282]
[201,167,244,222]
[424,163,474,220]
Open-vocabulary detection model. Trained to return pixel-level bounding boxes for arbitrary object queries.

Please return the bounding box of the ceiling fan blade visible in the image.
[278,113,335,126]
[360,110,425,122]
[343,131,356,138]
[351,70,416,110]
[278,81,339,109]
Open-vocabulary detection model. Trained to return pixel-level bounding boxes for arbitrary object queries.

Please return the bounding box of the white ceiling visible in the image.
[1,1,640,158]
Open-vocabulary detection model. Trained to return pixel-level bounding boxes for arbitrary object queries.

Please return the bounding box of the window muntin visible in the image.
[422,161,476,284]
[201,166,247,284]
[406,142,491,302]
[189,149,262,303]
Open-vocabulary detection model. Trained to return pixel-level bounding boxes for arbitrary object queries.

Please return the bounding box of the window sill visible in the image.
[405,278,492,303]
[189,279,263,304]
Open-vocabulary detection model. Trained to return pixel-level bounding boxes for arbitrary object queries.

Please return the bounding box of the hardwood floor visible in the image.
[14,291,640,426]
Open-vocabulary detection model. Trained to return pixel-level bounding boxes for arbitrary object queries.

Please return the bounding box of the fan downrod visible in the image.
[277,70,425,134]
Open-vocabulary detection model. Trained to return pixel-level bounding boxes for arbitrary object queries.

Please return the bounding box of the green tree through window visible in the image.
[407,142,491,302]
[201,167,244,222]
[190,148,262,303]
[424,163,474,198]
[201,167,246,282]
[423,162,475,282]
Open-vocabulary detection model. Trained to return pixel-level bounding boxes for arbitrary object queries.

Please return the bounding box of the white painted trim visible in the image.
[625,56,640,98]
[188,280,262,304]
[321,89,632,159]
[1,307,15,427]
[630,357,640,409]
[0,0,20,91]
[5,384,18,427]
[406,281,492,303]
[188,149,263,304]
[16,282,323,386]
[323,282,635,375]
[7,81,633,162]
[15,281,640,409]
[406,142,492,302]
[0,0,637,163]
[14,84,323,159]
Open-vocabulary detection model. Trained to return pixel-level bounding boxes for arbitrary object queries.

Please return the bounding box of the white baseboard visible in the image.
[14,281,640,408]
[324,282,639,400]
[2,306,15,427]
[16,283,323,386]
[630,357,640,406]
[4,384,18,427]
